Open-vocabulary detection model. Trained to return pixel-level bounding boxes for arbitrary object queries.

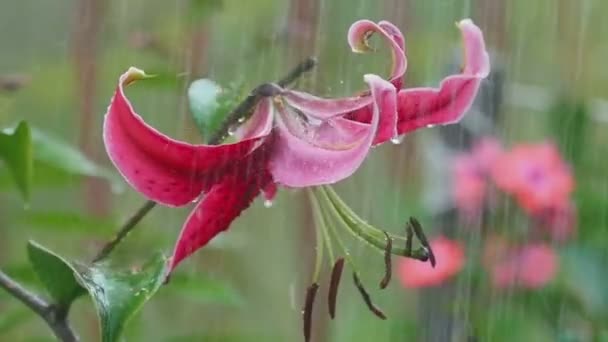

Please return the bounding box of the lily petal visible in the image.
[394,19,490,137]
[282,90,372,120]
[234,98,274,140]
[270,74,394,187]
[103,67,268,206]
[168,168,273,272]
[348,19,407,86]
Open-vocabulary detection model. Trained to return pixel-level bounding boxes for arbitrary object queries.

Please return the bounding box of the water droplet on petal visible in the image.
[237,117,246,123]
[390,135,404,145]
[227,125,238,136]
[264,199,274,208]
[426,124,436,128]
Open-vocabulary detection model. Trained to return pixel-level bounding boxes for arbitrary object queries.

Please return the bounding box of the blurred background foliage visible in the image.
[0,0,607,341]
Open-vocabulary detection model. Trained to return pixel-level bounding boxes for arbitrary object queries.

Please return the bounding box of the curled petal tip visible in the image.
[121,67,155,86]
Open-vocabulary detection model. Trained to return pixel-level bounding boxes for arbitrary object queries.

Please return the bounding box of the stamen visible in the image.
[303,283,319,342]
[328,258,344,319]
[318,186,428,261]
[409,217,436,267]
[379,231,392,289]
[353,272,386,320]
[405,222,413,257]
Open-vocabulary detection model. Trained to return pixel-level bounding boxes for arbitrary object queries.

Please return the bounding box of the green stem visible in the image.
[308,190,335,264]
[310,190,357,273]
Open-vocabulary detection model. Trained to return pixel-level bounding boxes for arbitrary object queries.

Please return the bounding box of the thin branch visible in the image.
[0,270,78,342]
[207,57,317,144]
[0,270,48,317]
[93,200,157,262]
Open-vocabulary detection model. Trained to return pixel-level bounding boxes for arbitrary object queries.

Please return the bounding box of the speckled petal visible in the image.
[103,68,269,206]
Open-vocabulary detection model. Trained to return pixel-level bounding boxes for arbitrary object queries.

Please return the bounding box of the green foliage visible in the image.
[547,97,588,167]
[187,78,243,142]
[0,307,31,335]
[0,121,33,201]
[30,127,122,190]
[27,241,86,308]
[560,246,608,321]
[25,241,170,342]
[476,305,553,341]
[164,273,243,306]
[72,254,167,342]
[19,211,115,235]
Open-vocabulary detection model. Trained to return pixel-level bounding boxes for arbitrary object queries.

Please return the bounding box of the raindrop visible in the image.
[390,135,405,145]
[227,125,238,136]
[237,117,246,123]
[264,199,274,208]
[426,124,436,128]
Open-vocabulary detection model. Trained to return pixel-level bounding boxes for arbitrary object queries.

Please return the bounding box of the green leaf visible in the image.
[187,78,243,142]
[19,211,115,236]
[72,254,168,342]
[26,241,167,342]
[0,121,33,201]
[164,273,242,306]
[27,241,86,308]
[30,127,122,191]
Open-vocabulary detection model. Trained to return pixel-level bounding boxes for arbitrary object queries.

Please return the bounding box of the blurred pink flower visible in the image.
[452,137,502,215]
[535,202,577,242]
[398,236,465,288]
[492,143,574,213]
[487,243,558,289]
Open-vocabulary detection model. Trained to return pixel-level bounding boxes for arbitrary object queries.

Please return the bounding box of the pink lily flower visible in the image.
[102,18,489,274]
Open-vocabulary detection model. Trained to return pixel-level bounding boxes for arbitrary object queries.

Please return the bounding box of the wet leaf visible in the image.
[72,254,168,342]
[0,121,33,201]
[27,241,85,308]
[187,78,243,142]
[30,127,122,190]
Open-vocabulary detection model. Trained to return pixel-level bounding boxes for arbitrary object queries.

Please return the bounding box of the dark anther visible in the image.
[328,258,345,319]
[303,283,319,342]
[405,222,413,256]
[379,232,392,289]
[409,217,436,267]
[352,273,386,320]
[277,57,317,87]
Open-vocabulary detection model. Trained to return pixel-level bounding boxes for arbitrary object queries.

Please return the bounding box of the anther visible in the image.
[409,217,436,267]
[303,283,319,342]
[379,232,392,289]
[328,258,345,319]
[352,273,386,320]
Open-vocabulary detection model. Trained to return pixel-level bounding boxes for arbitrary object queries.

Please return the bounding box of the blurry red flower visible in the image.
[487,243,558,289]
[492,143,574,213]
[535,202,577,242]
[398,236,465,288]
[452,137,502,215]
